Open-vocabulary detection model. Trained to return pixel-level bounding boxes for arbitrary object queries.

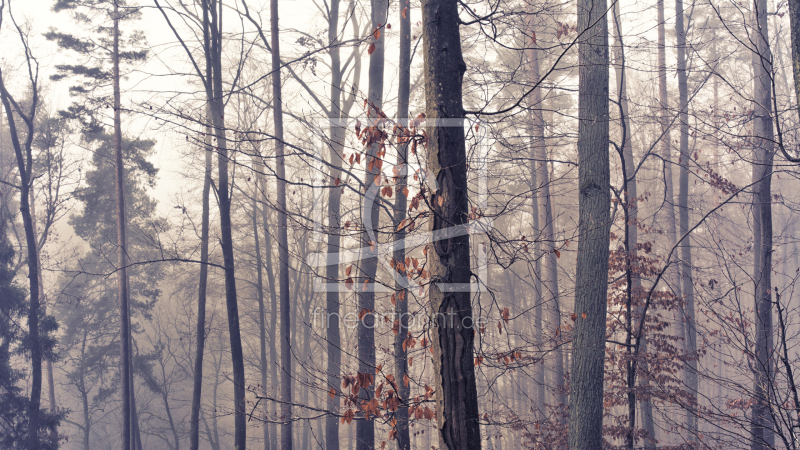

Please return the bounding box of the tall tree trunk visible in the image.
[112,8,132,450]
[524,16,546,422]
[189,4,215,441]
[207,0,247,447]
[675,0,697,439]
[611,3,653,447]
[0,88,42,450]
[568,0,610,447]
[656,0,682,324]
[29,187,58,442]
[750,0,775,446]
[787,0,800,114]
[269,0,293,446]
[531,37,565,413]
[252,172,271,449]
[325,0,344,447]
[421,0,481,447]
[393,0,411,446]
[260,163,279,450]
[189,118,212,450]
[356,0,386,447]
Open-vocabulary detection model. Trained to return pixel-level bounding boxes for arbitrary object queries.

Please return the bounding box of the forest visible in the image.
[1,0,800,448]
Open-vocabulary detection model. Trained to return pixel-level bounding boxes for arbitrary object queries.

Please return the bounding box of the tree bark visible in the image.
[524,16,546,423]
[393,0,411,446]
[750,0,775,446]
[675,0,698,439]
[189,3,215,445]
[568,0,610,447]
[112,8,132,449]
[252,170,271,449]
[421,0,482,447]
[611,3,653,446]
[189,118,212,450]
[0,62,42,450]
[269,0,293,446]
[325,1,344,448]
[207,0,247,447]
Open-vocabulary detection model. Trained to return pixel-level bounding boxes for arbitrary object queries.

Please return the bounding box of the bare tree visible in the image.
[568,0,610,448]
[421,0,482,446]
[0,4,43,447]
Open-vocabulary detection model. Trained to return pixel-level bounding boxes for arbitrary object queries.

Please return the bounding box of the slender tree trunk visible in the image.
[190,132,212,450]
[207,0,247,447]
[787,0,800,113]
[189,16,214,442]
[611,3,653,447]
[656,0,682,317]
[532,44,565,414]
[325,0,344,447]
[421,0,481,446]
[524,17,546,421]
[356,0,386,447]
[252,175,271,449]
[260,163,279,450]
[393,0,411,445]
[750,0,776,446]
[112,8,132,450]
[29,188,58,446]
[675,0,698,439]
[269,0,293,446]
[568,0,610,447]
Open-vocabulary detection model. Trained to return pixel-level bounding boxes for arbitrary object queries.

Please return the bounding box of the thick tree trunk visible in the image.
[750,0,775,446]
[568,0,610,448]
[421,0,481,447]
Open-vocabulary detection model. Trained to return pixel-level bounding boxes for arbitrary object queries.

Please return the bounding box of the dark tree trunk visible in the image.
[355,0,386,448]
[788,0,800,114]
[421,0,481,447]
[268,0,293,447]
[568,0,610,448]
[393,0,411,445]
[750,0,775,446]
[189,3,215,446]
[0,62,42,450]
[189,121,212,450]
[206,0,247,447]
[325,1,344,448]
[611,3,653,447]
[675,0,698,439]
[657,0,682,317]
